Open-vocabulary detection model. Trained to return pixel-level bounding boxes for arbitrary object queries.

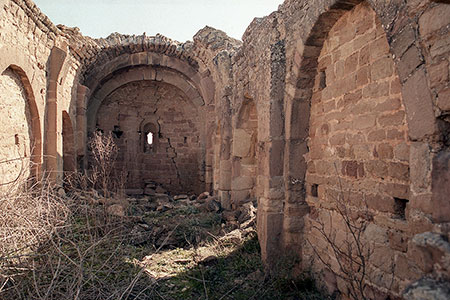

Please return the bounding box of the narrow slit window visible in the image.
[142,122,158,153]
[147,132,154,145]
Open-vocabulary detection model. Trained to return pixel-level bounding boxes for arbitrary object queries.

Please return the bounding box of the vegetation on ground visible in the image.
[0,132,326,299]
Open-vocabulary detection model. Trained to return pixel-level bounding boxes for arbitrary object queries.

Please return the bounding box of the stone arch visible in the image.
[94,78,205,194]
[86,65,204,131]
[0,65,42,180]
[76,39,217,194]
[231,97,258,209]
[283,0,446,224]
[62,110,76,174]
[82,51,214,108]
[281,0,444,297]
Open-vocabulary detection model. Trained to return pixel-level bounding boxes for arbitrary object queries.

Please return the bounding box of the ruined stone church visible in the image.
[1,0,449,298]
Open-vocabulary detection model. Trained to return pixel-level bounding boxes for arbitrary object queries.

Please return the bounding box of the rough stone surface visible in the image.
[403,277,450,300]
[0,68,31,184]
[0,0,449,299]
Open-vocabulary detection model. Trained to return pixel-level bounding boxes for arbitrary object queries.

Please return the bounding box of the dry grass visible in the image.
[0,134,326,300]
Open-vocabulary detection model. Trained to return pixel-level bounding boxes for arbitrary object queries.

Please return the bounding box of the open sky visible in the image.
[33,0,284,42]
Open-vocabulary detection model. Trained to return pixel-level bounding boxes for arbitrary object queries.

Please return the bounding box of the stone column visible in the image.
[76,84,89,170]
[44,46,66,183]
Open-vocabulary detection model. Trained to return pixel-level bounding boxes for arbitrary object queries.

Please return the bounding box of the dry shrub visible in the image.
[0,174,152,299]
[88,131,124,197]
[0,135,150,299]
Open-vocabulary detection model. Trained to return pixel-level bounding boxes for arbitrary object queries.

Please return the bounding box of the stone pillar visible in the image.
[258,40,287,268]
[44,46,66,183]
[76,84,89,170]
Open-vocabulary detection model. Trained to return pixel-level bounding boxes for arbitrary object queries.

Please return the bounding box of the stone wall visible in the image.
[304,3,411,296]
[0,0,449,298]
[0,0,76,181]
[0,68,32,184]
[226,0,450,298]
[96,80,204,194]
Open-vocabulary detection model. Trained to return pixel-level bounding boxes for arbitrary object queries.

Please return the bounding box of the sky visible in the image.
[33,0,285,42]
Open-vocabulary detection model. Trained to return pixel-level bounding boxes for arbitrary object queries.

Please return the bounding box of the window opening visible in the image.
[147,132,154,145]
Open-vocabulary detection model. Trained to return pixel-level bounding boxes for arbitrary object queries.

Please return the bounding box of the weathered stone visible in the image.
[402,69,436,140]
[107,204,126,217]
[232,129,252,158]
[1,1,448,299]
[231,176,254,191]
[431,150,450,223]
[419,5,450,38]
[403,277,450,300]
[173,194,188,200]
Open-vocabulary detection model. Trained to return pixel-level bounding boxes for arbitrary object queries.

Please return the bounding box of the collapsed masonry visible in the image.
[0,0,449,298]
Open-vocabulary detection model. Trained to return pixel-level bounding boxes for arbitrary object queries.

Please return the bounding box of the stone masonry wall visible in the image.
[304,3,411,296]
[96,80,204,194]
[1,0,449,298]
[0,68,31,184]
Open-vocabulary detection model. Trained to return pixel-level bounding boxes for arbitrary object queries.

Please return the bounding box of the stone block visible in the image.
[381,182,410,199]
[353,114,376,130]
[395,253,422,281]
[269,139,284,177]
[371,56,394,80]
[437,88,450,112]
[341,160,365,178]
[374,143,394,159]
[429,60,449,89]
[388,230,408,252]
[419,4,450,37]
[394,143,409,162]
[364,223,389,244]
[232,129,252,158]
[410,142,431,194]
[231,189,251,207]
[257,211,283,266]
[431,150,450,222]
[231,176,254,191]
[391,25,415,58]
[398,46,422,79]
[387,128,404,140]
[218,190,231,210]
[374,97,401,113]
[368,129,386,142]
[402,69,436,140]
[367,194,397,214]
[377,111,405,127]
[344,52,358,74]
[388,162,409,181]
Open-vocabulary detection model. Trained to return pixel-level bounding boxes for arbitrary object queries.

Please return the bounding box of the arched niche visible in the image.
[0,65,42,182]
[94,79,204,194]
[283,1,422,297]
[86,66,204,132]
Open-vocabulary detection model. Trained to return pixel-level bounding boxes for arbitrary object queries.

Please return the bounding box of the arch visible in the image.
[94,79,205,194]
[82,51,215,109]
[280,1,438,297]
[62,110,76,174]
[86,66,204,132]
[1,65,42,179]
